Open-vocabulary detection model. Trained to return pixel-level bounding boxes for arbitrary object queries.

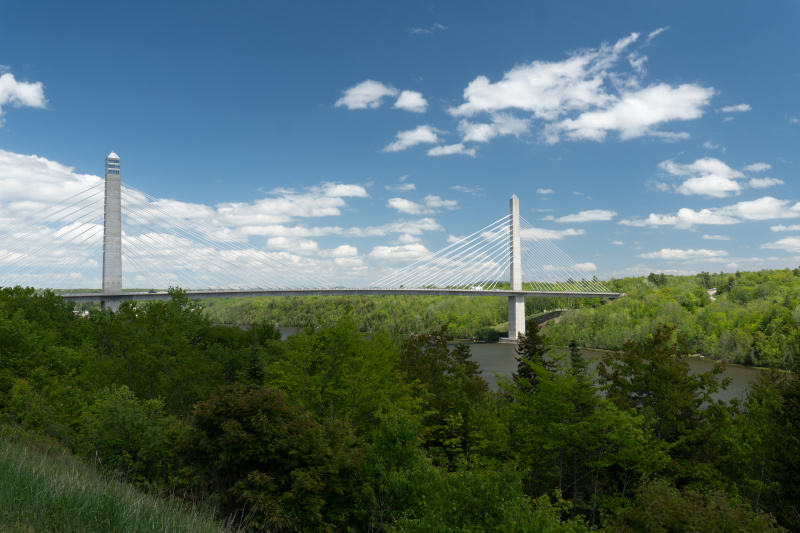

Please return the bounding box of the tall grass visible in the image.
[0,437,236,533]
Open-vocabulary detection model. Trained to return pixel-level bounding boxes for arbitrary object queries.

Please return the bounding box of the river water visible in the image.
[279,328,761,402]
[467,341,762,402]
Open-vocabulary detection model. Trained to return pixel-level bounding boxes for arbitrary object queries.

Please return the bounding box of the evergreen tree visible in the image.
[243,347,265,386]
[513,320,551,390]
[568,339,588,377]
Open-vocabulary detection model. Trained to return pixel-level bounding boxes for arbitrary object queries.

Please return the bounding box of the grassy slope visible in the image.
[0,436,233,533]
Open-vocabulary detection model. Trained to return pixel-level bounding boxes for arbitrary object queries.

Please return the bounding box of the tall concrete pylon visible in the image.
[101,151,122,310]
[503,195,526,342]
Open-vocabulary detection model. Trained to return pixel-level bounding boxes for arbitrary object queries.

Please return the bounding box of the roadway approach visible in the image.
[60,288,622,304]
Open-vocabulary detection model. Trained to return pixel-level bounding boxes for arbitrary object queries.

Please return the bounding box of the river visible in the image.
[279,327,762,401]
[467,342,762,402]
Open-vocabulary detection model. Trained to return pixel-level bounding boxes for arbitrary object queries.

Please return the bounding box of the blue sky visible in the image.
[1,0,799,287]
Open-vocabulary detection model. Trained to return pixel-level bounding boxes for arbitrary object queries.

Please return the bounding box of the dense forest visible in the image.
[547,268,800,368]
[200,293,512,340]
[203,268,800,369]
[1,273,799,530]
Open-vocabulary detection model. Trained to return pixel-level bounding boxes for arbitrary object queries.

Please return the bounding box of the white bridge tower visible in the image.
[101,151,122,310]
[501,195,526,342]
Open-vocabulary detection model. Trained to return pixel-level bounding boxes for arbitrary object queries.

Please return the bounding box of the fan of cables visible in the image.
[371,214,610,293]
[0,181,333,292]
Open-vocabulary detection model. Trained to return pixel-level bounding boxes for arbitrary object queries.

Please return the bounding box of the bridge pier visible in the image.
[504,295,525,342]
[501,195,525,343]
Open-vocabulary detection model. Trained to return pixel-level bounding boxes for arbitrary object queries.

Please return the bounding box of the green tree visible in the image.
[502,352,667,526]
[769,361,800,529]
[177,384,363,531]
[513,320,551,390]
[88,289,216,415]
[598,325,730,484]
[607,479,786,532]
[265,319,403,434]
[76,385,177,485]
[397,328,490,463]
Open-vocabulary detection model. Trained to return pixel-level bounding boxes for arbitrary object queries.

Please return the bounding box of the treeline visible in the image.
[201,293,588,341]
[201,294,512,340]
[547,268,800,368]
[1,286,798,530]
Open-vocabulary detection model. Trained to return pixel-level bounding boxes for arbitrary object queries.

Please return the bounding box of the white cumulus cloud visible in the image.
[553,83,713,142]
[620,196,800,229]
[446,31,712,144]
[319,182,369,197]
[459,113,530,142]
[520,227,585,240]
[0,150,102,220]
[393,90,428,113]
[546,209,617,223]
[743,162,771,172]
[721,196,800,220]
[387,195,458,215]
[383,125,441,152]
[0,72,47,125]
[619,208,739,229]
[771,224,800,232]
[720,103,751,113]
[638,248,728,260]
[449,33,641,119]
[749,177,784,189]
[660,157,744,198]
[385,182,415,192]
[369,243,430,261]
[427,143,476,157]
[677,174,742,197]
[762,237,800,253]
[266,236,320,253]
[335,80,398,110]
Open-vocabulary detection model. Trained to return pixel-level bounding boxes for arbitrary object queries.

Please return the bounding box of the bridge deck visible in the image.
[60,288,622,303]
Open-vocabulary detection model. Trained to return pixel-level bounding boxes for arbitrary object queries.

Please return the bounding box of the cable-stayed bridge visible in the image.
[0,153,620,340]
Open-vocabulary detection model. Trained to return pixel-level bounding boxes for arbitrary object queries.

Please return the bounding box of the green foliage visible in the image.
[513,320,551,389]
[265,319,404,434]
[769,362,800,530]
[357,410,435,530]
[547,269,800,368]
[391,458,569,533]
[397,328,492,464]
[599,325,734,491]
[600,326,728,443]
[607,479,786,532]
[709,371,790,524]
[647,272,668,287]
[359,411,590,532]
[88,289,219,415]
[3,283,800,530]
[501,350,668,527]
[201,294,509,338]
[76,385,178,485]
[177,383,363,531]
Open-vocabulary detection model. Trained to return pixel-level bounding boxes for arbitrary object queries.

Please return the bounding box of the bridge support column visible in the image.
[507,295,525,340]
[101,152,122,311]
[501,195,526,342]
